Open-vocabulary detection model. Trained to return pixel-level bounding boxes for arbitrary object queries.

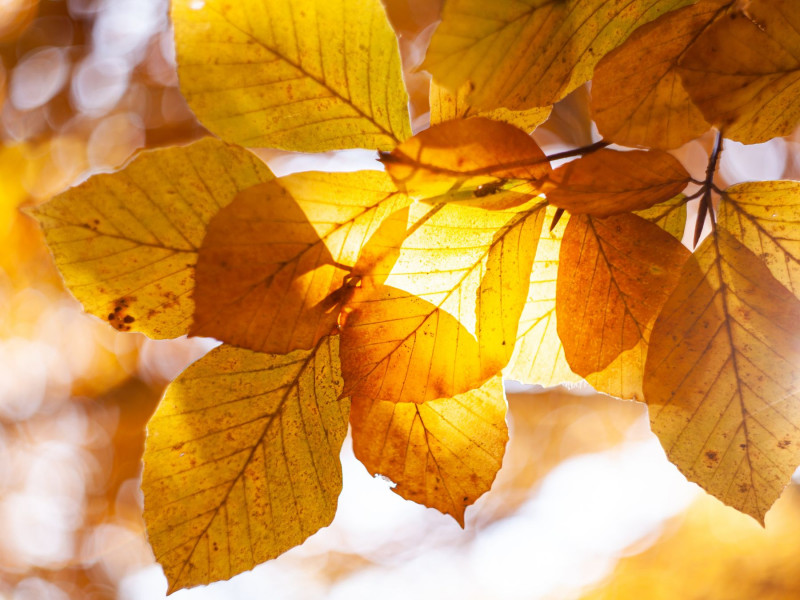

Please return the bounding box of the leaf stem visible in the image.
[693,130,724,247]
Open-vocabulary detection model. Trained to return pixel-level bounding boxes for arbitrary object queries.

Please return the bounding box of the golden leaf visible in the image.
[381,117,549,208]
[591,1,726,149]
[341,200,546,403]
[430,81,552,133]
[172,0,411,151]
[635,194,688,241]
[31,138,273,339]
[678,0,800,144]
[544,149,692,217]
[423,0,694,111]
[557,213,690,378]
[644,229,800,523]
[718,181,800,299]
[142,336,349,592]
[350,376,508,525]
[191,171,409,354]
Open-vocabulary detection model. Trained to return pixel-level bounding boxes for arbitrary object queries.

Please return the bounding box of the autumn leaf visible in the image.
[341,200,545,403]
[172,0,411,151]
[381,117,550,205]
[543,149,692,217]
[31,138,273,339]
[591,1,727,149]
[350,376,508,525]
[191,171,409,354]
[635,194,688,241]
[557,213,690,378]
[644,229,800,523]
[430,81,552,133]
[504,208,581,388]
[142,336,349,592]
[423,0,694,112]
[717,181,800,299]
[678,0,800,144]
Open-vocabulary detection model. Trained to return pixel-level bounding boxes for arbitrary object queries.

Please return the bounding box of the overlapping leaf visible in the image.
[678,0,800,144]
[544,149,692,217]
[718,181,800,299]
[341,200,546,403]
[644,230,800,523]
[381,117,550,207]
[143,336,349,592]
[557,213,690,378]
[636,194,688,241]
[350,376,508,525]
[591,1,726,149]
[423,0,694,112]
[172,0,411,151]
[191,171,409,354]
[430,82,552,133]
[31,138,273,339]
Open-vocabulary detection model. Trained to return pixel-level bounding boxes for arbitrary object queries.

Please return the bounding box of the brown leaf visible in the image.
[678,0,800,144]
[591,1,726,149]
[557,213,690,378]
[350,376,507,525]
[644,229,800,523]
[544,149,692,217]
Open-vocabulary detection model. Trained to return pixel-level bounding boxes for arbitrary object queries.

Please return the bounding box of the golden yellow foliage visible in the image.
[350,376,508,525]
[142,336,349,592]
[172,0,411,151]
[32,138,273,339]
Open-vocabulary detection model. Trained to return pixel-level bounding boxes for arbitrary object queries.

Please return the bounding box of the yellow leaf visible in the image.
[678,0,800,144]
[718,180,800,299]
[31,138,273,339]
[544,149,692,217]
[644,229,800,523]
[350,376,508,525]
[591,1,726,149]
[423,0,694,111]
[381,117,549,208]
[172,0,411,151]
[142,336,349,592]
[429,82,552,133]
[191,171,409,354]
[341,200,546,403]
[557,213,690,378]
[504,208,581,388]
[635,194,688,241]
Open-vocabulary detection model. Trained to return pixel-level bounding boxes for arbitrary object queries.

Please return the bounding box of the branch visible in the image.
[693,130,724,247]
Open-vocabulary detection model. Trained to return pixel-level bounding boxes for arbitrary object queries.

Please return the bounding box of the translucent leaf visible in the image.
[142,336,349,592]
[635,194,688,241]
[31,138,273,339]
[172,0,411,151]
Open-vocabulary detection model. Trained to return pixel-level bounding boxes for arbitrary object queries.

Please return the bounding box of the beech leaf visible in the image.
[172,0,412,151]
[31,138,273,339]
[350,376,508,526]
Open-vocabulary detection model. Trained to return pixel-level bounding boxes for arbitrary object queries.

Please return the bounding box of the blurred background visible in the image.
[2,1,800,599]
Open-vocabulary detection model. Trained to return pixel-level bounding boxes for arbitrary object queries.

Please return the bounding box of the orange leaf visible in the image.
[557,213,690,378]
[644,229,800,523]
[544,149,691,217]
[350,376,508,525]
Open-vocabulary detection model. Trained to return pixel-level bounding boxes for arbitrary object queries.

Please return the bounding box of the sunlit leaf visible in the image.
[172,0,411,151]
[31,138,273,339]
[644,229,800,523]
[191,171,409,354]
[504,208,581,388]
[557,213,690,378]
[341,200,546,403]
[350,376,507,525]
[591,1,726,149]
[143,336,349,592]
[678,0,800,144]
[635,194,688,241]
[423,0,694,111]
[544,149,692,217]
[430,82,552,133]
[718,181,800,299]
[381,117,549,208]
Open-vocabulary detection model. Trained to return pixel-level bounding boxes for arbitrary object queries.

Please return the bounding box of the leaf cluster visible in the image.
[30,0,800,592]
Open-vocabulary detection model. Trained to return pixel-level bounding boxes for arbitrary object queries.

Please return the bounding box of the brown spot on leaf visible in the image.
[706,451,718,461]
